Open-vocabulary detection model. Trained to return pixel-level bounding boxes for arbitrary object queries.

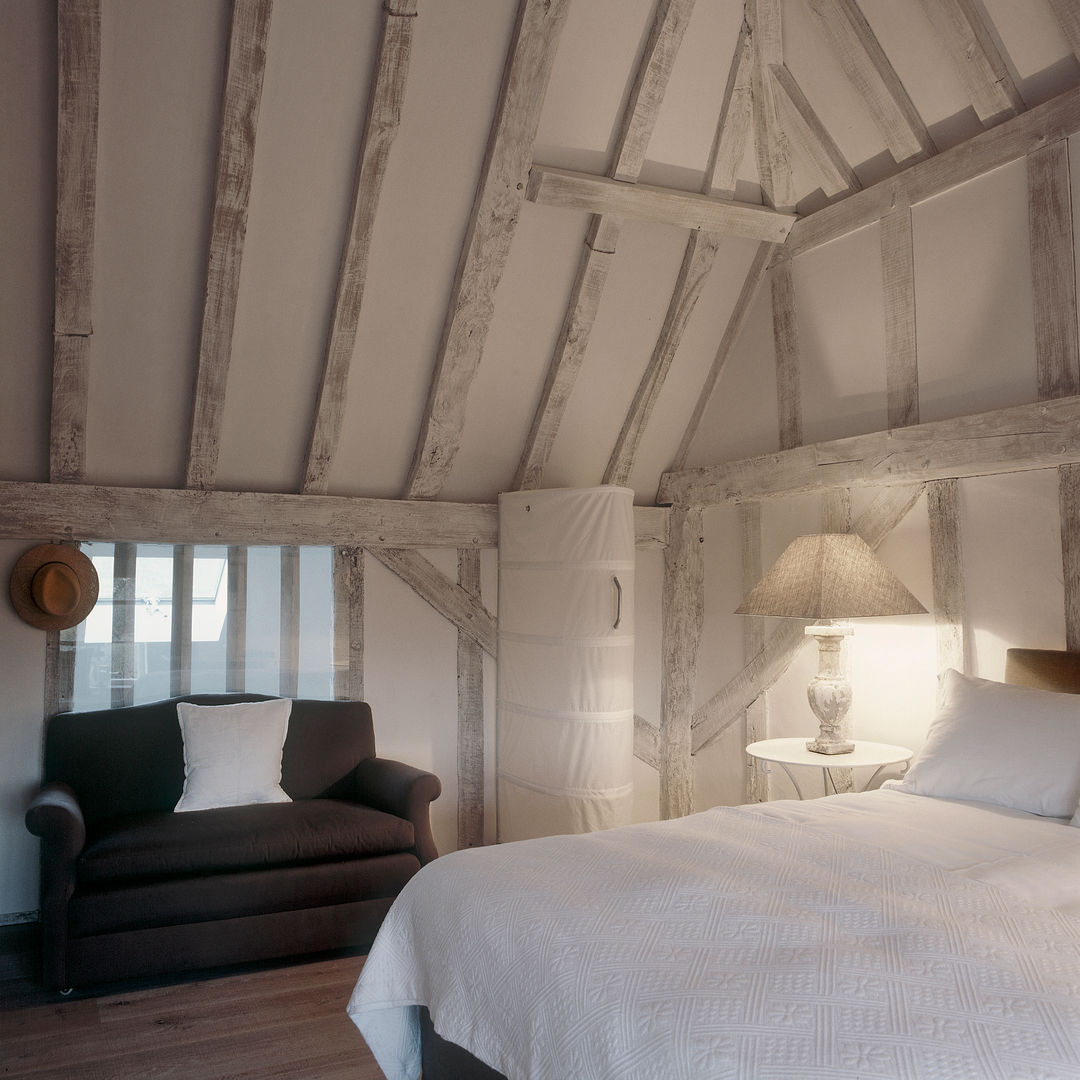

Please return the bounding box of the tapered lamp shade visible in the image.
[735,534,926,620]
[736,534,926,755]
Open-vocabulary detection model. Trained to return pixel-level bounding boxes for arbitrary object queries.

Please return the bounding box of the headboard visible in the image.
[1004,649,1080,694]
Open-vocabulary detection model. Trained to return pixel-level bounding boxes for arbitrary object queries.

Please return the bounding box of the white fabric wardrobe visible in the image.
[496,486,635,842]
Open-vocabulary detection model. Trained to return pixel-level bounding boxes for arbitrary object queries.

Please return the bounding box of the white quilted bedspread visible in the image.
[347,790,1080,1079]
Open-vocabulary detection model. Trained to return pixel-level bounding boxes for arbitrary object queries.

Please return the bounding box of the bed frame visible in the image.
[417,647,1080,1079]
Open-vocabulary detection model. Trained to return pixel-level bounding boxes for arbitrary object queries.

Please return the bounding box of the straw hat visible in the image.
[9,544,99,631]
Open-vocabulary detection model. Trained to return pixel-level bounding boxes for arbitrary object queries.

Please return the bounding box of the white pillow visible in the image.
[896,668,1080,818]
[174,699,293,813]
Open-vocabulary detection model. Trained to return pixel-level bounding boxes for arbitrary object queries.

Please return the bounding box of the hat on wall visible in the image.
[9,544,99,631]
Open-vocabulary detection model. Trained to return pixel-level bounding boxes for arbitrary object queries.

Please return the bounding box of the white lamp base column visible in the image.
[804,623,855,755]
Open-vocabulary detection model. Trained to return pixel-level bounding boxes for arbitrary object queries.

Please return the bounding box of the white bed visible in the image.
[347,665,1080,1079]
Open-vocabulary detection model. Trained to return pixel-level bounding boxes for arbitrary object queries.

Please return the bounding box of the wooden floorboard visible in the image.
[0,926,384,1079]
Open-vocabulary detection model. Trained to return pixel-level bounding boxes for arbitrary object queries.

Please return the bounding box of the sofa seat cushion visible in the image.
[78,799,415,884]
[69,852,421,936]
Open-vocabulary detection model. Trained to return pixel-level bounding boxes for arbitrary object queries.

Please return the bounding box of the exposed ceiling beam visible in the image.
[513,0,696,491]
[705,22,754,202]
[806,0,935,166]
[526,165,796,242]
[403,0,570,500]
[747,0,796,211]
[52,0,101,484]
[916,0,1024,125]
[1047,0,1080,63]
[659,395,1080,506]
[783,82,1080,259]
[302,0,417,495]
[185,0,273,492]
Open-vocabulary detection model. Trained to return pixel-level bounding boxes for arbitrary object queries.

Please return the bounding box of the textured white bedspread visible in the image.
[347,789,1080,1079]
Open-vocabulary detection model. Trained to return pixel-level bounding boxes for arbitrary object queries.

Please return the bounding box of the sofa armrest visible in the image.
[353,758,442,865]
[25,782,86,990]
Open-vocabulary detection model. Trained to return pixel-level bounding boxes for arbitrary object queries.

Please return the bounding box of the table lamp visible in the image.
[735,533,926,754]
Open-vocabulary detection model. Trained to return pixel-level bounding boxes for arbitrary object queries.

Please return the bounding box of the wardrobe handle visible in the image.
[613,575,622,629]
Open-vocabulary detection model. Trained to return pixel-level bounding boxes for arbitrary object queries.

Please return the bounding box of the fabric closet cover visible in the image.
[497,486,634,842]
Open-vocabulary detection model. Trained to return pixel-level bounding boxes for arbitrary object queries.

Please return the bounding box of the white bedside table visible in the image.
[746,738,914,800]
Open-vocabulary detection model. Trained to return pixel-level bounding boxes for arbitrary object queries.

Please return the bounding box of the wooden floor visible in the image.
[0,926,386,1079]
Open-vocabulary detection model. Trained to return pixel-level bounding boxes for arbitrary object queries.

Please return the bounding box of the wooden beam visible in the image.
[820,489,853,793]
[186,0,273,491]
[332,546,364,701]
[692,483,925,753]
[785,83,1080,260]
[771,260,802,450]
[927,478,967,673]
[170,544,194,697]
[915,0,1023,125]
[526,165,796,242]
[604,231,722,487]
[302,1,417,495]
[740,503,767,803]
[706,24,754,201]
[111,543,137,710]
[226,546,248,693]
[671,242,775,471]
[456,550,485,848]
[52,0,101,483]
[513,0,695,491]
[368,548,497,658]
[660,506,704,818]
[769,62,860,198]
[748,0,796,212]
[805,0,934,166]
[633,714,661,770]
[881,204,919,428]
[1060,463,1080,650]
[1029,141,1080,400]
[1047,0,1080,63]
[279,545,300,698]
[405,0,569,499]
[659,395,1080,507]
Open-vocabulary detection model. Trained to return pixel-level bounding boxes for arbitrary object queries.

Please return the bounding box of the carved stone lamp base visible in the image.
[804,623,855,755]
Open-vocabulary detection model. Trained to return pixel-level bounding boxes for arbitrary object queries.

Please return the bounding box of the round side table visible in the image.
[746,738,913,800]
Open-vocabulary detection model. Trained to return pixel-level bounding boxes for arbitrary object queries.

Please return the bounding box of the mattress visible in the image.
[347,788,1080,1079]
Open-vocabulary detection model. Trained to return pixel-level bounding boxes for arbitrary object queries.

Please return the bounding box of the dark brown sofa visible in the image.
[24,693,441,991]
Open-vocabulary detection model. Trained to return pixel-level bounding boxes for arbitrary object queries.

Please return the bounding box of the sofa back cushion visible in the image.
[45,695,377,826]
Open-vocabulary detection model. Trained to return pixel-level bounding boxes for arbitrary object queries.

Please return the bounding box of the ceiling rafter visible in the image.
[513,0,697,492]
[806,0,935,167]
[747,0,796,211]
[403,0,570,500]
[302,0,418,496]
[52,0,101,485]
[185,0,274,492]
[916,0,1024,125]
[1047,0,1080,63]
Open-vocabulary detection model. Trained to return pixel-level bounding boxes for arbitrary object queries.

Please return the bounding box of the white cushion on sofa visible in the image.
[174,699,293,813]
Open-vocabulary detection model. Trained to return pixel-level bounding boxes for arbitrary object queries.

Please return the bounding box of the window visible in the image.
[70,542,334,711]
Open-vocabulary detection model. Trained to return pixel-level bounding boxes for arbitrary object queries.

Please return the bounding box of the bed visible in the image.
[347,650,1080,1079]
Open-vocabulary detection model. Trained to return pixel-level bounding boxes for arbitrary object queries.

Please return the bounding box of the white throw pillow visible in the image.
[174,699,293,813]
[896,668,1080,818]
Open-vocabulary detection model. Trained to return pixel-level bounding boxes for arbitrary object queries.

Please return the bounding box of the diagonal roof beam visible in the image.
[1047,0,1080,63]
[302,0,417,495]
[185,0,273,491]
[52,0,101,484]
[916,0,1023,126]
[747,0,797,211]
[513,0,697,491]
[806,0,935,167]
[404,0,570,500]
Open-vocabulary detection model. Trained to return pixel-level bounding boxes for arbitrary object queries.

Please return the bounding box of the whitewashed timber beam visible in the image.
[659,396,1080,507]
[368,548,497,658]
[633,714,661,770]
[513,0,695,491]
[332,546,364,701]
[279,545,300,698]
[881,204,919,429]
[111,543,137,710]
[526,165,796,243]
[805,0,934,167]
[671,242,775,471]
[740,503,767,803]
[915,0,1023,126]
[747,0,796,212]
[785,83,1080,260]
[170,545,194,696]
[186,0,273,491]
[405,0,569,500]
[456,550,484,848]
[692,483,925,754]
[706,24,754,202]
[302,1,417,495]
[926,479,967,674]
[1048,0,1080,63]
[1060,463,1080,650]
[226,547,247,693]
[660,506,704,818]
[52,0,100,484]
[1029,141,1080,400]
[771,260,802,451]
